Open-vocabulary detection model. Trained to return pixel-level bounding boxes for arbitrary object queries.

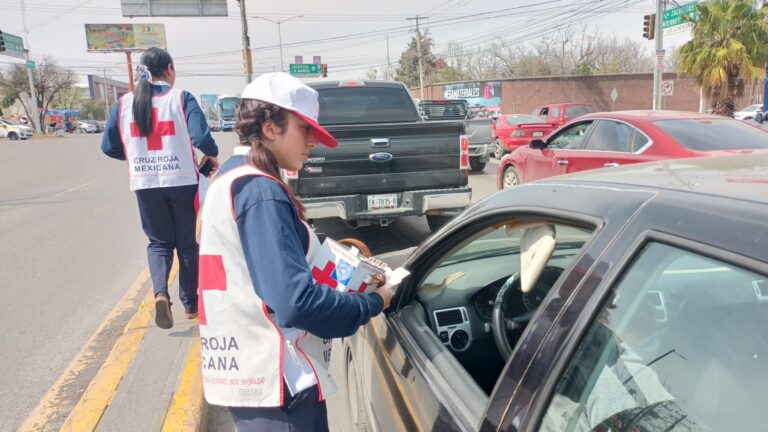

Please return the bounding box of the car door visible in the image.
[565,119,638,174]
[523,120,595,183]
[493,192,768,432]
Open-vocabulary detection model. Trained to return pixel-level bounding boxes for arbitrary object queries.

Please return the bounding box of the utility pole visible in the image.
[407,15,426,99]
[19,0,41,133]
[652,0,665,110]
[386,34,390,80]
[102,69,110,120]
[238,0,253,83]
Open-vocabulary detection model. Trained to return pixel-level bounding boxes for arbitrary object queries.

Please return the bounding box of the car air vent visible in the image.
[435,308,463,327]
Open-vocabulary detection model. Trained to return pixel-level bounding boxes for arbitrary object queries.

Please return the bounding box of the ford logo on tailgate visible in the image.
[369,152,394,163]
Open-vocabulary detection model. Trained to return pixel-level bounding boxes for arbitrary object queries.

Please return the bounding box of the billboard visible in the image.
[121,0,228,17]
[84,24,166,51]
[442,81,502,108]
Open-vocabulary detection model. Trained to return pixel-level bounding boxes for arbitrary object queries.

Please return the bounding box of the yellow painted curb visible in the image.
[161,338,205,432]
[18,268,150,432]
[57,260,178,432]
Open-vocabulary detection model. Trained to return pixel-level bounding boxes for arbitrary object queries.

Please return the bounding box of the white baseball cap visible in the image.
[240,72,337,148]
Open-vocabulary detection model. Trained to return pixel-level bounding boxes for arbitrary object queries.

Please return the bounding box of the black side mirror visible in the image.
[530,139,547,150]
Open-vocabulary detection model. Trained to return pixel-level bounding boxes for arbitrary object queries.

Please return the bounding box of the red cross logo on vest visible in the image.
[198,254,227,325]
[130,107,176,151]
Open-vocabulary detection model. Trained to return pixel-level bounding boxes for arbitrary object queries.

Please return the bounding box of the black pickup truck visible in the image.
[286,80,472,232]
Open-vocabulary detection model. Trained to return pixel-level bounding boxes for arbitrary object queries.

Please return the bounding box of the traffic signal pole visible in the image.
[652,0,665,110]
[19,0,41,133]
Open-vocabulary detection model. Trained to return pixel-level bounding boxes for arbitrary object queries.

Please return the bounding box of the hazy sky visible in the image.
[0,0,694,97]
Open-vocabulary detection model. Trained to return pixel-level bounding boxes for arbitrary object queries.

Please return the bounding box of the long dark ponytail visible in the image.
[235,99,307,220]
[132,47,173,137]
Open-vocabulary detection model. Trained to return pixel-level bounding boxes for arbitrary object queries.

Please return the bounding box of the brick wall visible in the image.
[413,73,763,114]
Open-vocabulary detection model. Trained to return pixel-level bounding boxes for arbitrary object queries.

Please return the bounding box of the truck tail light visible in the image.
[282,169,298,181]
[460,135,469,170]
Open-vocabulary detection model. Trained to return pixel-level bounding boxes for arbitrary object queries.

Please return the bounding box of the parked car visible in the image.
[343,153,768,432]
[532,102,594,127]
[498,110,768,189]
[734,103,763,123]
[419,99,493,171]
[491,114,555,159]
[295,80,471,232]
[0,118,34,140]
[207,119,220,132]
[76,120,101,133]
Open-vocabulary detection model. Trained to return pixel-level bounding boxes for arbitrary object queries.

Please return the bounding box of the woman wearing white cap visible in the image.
[197,72,393,431]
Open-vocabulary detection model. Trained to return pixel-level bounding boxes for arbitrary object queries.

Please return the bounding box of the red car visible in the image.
[498,110,768,189]
[491,114,555,159]
[532,102,594,128]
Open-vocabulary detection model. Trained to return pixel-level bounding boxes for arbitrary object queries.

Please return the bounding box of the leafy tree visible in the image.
[395,29,437,88]
[678,0,768,116]
[0,57,77,130]
[78,98,108,121]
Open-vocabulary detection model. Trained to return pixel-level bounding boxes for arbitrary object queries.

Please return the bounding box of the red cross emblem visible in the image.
[130,107,176,151]
[312,262,338,289]
[198,254,227,325]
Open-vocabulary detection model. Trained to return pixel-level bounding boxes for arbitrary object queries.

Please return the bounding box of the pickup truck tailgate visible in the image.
[297,121,467,197]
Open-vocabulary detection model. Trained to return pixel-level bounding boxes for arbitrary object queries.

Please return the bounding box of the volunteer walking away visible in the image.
[101,47,219,329]
[197,72,393,432]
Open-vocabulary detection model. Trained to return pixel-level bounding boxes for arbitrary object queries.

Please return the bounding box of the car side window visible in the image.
[550,107,561,119]
[549,121,594,150]
[538,242,768,432]
[583,120,634,152]
[631,130,651,152]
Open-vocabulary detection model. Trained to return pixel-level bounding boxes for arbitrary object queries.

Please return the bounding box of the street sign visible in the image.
[26,60,35,71]
[662,80,674,97]
[294,55,303,64]
[663,2,698,31]
[289,63,321,77]
[610,88,618,103]
[313,56,321,65]
[0,31,26,59]
[121,0,228,17]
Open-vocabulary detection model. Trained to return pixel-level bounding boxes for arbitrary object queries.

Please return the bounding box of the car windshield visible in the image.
[653,118,768,151]
[506,115,545,125]
[317,87,420,124]
[740,104,762,112]
[1,119,20,126]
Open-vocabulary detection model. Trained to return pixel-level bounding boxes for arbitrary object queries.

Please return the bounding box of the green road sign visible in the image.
[289,63,321,77]
[27,60,35,71]
[0,31,26,59]
[663,2,698,29]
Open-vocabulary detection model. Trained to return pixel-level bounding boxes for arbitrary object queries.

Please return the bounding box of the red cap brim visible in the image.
[293,111,337,148]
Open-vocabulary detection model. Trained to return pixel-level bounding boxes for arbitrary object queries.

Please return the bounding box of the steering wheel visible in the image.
[492,272,536,361]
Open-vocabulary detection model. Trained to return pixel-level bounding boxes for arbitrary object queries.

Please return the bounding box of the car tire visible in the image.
[502,166,521,189]
[757,113,764,124]
[346,349,369,432]
[493,139,506,159]
[8,132,18,140]
[469,158,486,171]
[427,214,453,232]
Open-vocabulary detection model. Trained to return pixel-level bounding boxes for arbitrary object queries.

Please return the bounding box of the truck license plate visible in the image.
[533,131,544,137]
[367,194,398,210]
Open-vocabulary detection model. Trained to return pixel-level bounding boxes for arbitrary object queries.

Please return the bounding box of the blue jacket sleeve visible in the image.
[101,103,125,160]
[236,192,383,339]
[182,92,218,157]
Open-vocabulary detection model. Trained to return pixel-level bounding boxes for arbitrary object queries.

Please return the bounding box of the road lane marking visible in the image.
[53,182,91,198]
[18,267,151,432]
[58,261,178,432]
[161,338,204,432]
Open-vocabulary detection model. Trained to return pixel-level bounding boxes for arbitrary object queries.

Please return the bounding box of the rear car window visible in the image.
[564,105,594,118]
[653,119,768,151]
[506,115,545,125]
[420,101,469,120]
[316,86,420,125]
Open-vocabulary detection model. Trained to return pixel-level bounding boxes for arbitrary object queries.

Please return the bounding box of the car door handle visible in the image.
[604,162,620,167]
[557,160,568,166]
[371,138,390,147]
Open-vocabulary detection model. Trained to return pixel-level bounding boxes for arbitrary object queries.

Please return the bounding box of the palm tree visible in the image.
[677,0,768,116]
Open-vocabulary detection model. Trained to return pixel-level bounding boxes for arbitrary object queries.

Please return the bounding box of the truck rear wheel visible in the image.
[427,215,453,232]
[469,158,486,172]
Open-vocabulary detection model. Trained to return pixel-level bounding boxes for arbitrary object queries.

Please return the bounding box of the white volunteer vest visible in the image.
[118,84,198,191]
[198,164,337,407]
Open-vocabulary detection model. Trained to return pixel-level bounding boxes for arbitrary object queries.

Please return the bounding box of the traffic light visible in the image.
[0,31,6,53]
[643,14,656,40]
[321,63,328,78]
